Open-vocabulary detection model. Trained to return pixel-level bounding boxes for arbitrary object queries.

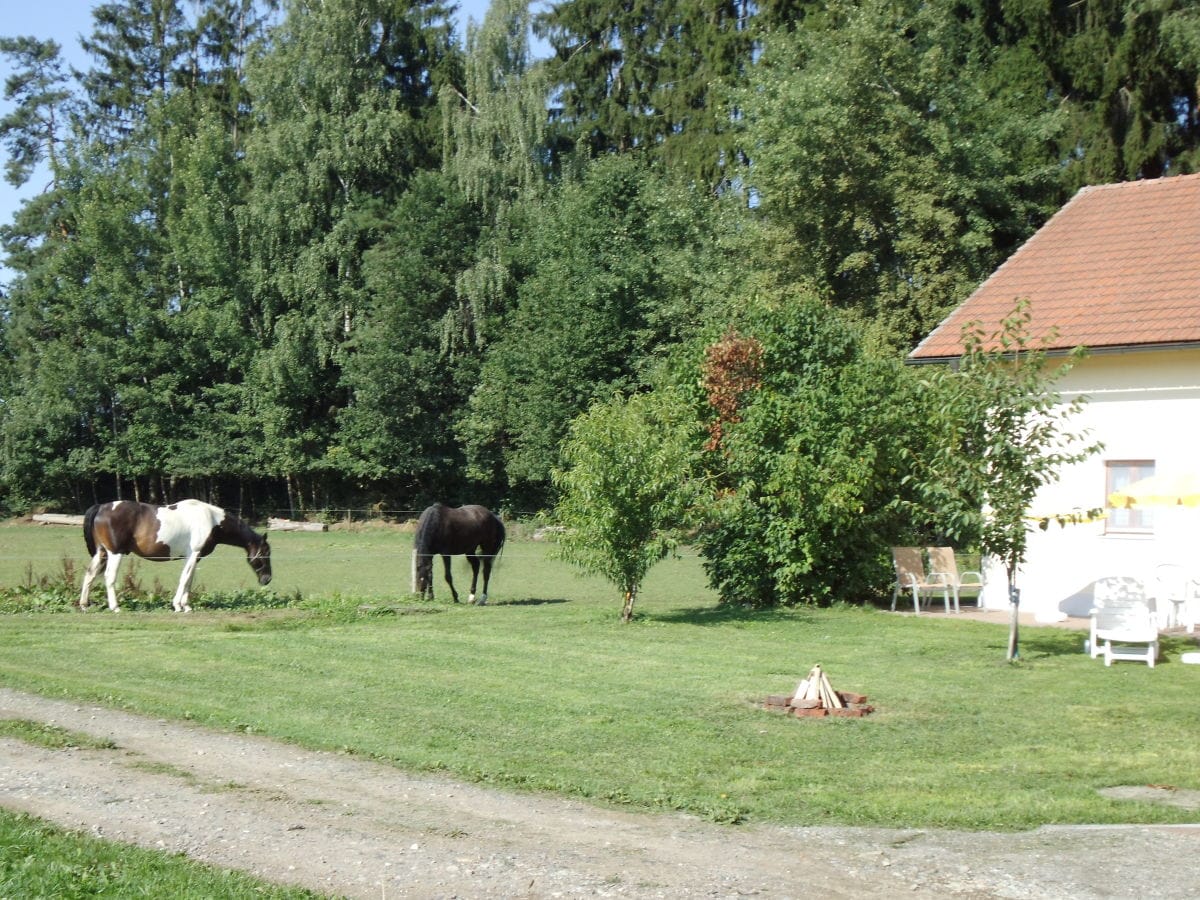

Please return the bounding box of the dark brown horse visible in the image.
[413,503,505,604]
[80,499,271,612]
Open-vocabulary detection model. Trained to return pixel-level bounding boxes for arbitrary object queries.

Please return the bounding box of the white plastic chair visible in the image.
[1154,564,1199,632]
[1089,576,1158,667]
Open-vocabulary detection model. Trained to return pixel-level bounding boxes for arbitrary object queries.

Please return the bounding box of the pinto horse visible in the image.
[413,503,505,604]
[80,499,272,612]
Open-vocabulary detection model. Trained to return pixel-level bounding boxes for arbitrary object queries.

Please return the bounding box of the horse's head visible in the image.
[415,553,434,599]
[247,536,272,586]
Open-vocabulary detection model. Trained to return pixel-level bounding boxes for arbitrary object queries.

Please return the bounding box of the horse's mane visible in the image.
[211,506,265,548]
[413,504,445,555]
[233,513,264,545]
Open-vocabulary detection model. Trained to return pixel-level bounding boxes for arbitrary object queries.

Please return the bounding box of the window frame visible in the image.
[1105,459,1155,534]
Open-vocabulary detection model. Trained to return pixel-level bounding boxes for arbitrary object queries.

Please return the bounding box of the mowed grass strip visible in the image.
[1,522,1198,829]
[0,718,116,750]
[0,808,320,899]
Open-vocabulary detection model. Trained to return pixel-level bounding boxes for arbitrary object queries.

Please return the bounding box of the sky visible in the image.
[0,0,498,288]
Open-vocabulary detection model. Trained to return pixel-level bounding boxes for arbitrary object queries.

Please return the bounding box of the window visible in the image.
[1106,460,1154,533]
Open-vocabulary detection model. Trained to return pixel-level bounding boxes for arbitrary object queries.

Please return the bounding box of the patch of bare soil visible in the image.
[1,687,1197,899]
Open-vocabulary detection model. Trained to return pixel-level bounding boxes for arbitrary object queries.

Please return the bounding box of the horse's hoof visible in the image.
[476,595,488,606]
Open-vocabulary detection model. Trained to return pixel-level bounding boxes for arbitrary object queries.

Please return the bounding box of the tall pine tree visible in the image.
[535,0,754,190]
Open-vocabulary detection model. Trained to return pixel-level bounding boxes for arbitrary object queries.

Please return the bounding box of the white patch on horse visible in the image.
[155,500,225,559]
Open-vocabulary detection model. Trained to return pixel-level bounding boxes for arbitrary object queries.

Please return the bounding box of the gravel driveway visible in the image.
[1,687,1197,898]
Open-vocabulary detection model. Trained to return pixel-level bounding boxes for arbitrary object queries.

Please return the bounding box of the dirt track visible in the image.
[1,687,1198,899]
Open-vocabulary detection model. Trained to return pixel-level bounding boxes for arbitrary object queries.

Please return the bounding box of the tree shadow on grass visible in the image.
[647,604,821,627]
[998,630,1086,660]
[982,628,1198,663]
[489,597,570,607]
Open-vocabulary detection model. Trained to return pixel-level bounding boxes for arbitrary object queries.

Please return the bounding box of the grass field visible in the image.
[1,520,1199,831]
[0,807,320,898]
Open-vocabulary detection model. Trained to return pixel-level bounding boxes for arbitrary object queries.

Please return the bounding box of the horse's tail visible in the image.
[83,503,101,557]
[492,511,506,564]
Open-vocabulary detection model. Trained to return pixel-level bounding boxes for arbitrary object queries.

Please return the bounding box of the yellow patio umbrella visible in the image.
[1108,472,1200,508]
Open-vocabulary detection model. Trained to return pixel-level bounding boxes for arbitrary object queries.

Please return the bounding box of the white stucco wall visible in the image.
[978,347,1200,622]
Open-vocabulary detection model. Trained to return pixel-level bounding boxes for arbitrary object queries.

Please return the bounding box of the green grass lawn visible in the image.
[0,808,320,899]
[1,520,1198,831]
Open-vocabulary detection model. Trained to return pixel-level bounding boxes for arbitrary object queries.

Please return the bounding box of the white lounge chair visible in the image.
[1089,576,1158,668]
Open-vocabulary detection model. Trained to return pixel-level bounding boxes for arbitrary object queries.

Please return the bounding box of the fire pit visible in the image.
[761,664,874,718]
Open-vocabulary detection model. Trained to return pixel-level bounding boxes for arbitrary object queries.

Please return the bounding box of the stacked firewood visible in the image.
[761,664,874,718]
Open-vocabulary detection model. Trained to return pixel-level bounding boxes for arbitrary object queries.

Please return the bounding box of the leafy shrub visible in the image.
[696,297,925,607]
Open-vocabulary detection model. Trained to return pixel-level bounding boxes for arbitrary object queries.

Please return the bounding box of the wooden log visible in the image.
[806,665,842,709]
[32,513,84,526]
[819,681,838,709]
[267,518,328,532]
[802,665,825,702]
[826,682,845,709]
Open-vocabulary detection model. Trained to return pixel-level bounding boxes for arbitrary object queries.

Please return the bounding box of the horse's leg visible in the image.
[173,552,201,612]
[479,554,494,606]
[467,555,481,604]
[102,553,123,612]
[442,555,459,603]
[80,548,106,609]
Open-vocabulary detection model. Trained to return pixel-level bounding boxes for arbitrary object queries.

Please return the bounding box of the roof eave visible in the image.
[906,340,1200,366]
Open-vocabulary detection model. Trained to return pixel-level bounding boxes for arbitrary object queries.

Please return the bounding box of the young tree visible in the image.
[553,390,703,622]
[907,301,1101,660]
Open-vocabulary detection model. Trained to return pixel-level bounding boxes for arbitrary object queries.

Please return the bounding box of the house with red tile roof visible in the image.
[910,173,1200,625]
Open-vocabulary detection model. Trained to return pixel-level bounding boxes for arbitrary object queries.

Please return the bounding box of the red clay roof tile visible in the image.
[910,173,1200,360]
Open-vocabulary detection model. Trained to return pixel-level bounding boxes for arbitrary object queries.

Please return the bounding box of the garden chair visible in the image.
[1089,576,1158,667]
[926,546,984,612]
[1153,564,1199,632]
[890,547,950,614]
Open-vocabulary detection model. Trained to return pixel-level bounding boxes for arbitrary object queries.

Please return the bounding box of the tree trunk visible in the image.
[1006,563,1020,661]
[621,587,637,623]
